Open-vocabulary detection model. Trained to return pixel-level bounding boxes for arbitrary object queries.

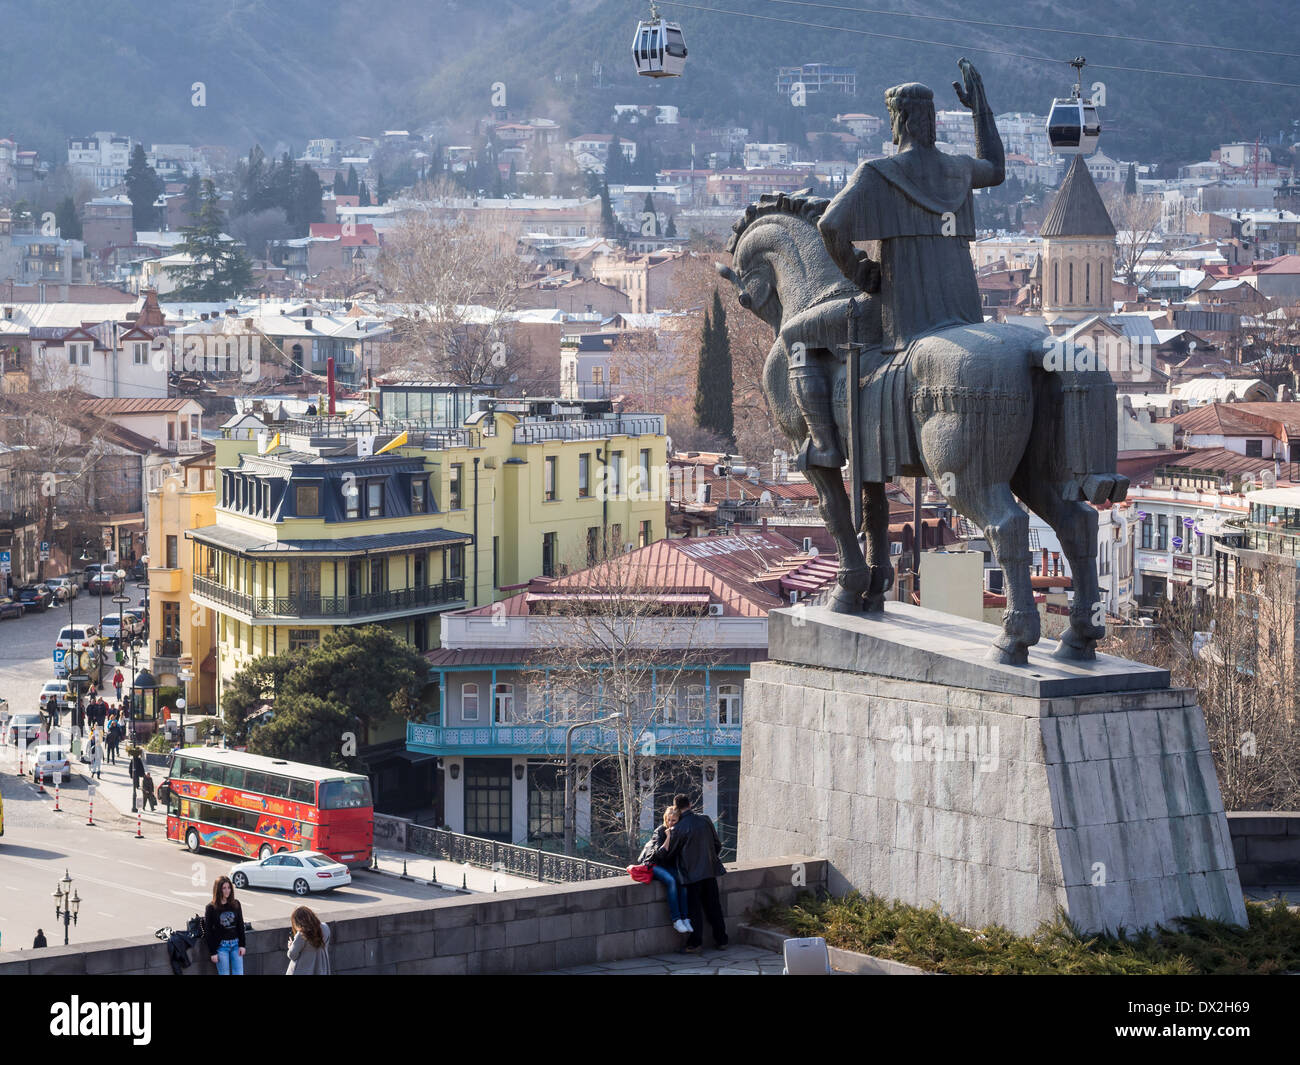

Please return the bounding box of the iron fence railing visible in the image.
[407,721,742,754]
[405,824,625,884]
[192,575,466,618]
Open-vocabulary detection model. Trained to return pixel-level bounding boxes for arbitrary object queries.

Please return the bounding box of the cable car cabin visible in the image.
[632,18,687,78]
[1046,96,1101,155]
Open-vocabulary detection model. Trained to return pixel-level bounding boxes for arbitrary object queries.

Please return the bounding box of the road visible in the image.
[0,582,139,720]
[0,590,543,958]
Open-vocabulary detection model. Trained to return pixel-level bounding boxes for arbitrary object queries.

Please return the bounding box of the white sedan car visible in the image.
[29,745,71,783]
[229,850,352,896]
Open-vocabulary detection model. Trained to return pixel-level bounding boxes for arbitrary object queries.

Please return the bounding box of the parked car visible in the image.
[82,564,110,589]
[124,607,147,634]
[5,713,44,745]
[89,572,124,596]
[99,612,143,641]
[0,597,24,620]
[229,851,352,896]
[15,585,53,612]
[44,577,79,601]
[38,681,72,713]
[29,745,70,783]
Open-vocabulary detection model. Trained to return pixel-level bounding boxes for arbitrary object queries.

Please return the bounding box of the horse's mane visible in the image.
[725,189,829,255]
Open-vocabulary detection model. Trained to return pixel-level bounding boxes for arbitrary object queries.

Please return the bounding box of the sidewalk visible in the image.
[368,849,544,893]
[68,747,167,825]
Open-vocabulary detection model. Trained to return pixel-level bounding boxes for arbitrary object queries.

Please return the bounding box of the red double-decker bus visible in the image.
[160,749,373,867]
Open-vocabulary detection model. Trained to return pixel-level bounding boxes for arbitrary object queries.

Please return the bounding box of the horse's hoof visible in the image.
[1052,639,1096,662]
[863,593,886,614]
[986,641,1028,666]
[827,587,865,614]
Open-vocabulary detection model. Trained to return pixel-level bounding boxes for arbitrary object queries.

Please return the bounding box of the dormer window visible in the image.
[411,479,427,514]
[296,484,320,517]
[367,480,384,517]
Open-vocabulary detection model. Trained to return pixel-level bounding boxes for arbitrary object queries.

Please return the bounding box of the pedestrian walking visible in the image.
[141,771,157,811]
[286,906,332,975]
[129,748,145,785]
[652,793,728,953]
[89,728,103,780]
[204,876,246,975]
[106,715,122,765]
[33,929,47,948]
[113,668,124,702]
[637,805,692,934]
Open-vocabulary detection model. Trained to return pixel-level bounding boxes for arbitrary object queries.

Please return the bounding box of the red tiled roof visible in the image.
[308,223,379,247]
[458,532,830,619]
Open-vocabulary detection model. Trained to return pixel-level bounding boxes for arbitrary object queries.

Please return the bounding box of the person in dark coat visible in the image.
[652,793,728,952]
[33,929,47,948]
[141,771,157,811]
[638,805,691,933]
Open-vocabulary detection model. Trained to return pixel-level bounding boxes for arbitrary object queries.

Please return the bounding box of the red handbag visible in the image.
[627,864,653,883]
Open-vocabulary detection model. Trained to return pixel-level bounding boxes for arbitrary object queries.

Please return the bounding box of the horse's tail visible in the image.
[1036,360,1129,505]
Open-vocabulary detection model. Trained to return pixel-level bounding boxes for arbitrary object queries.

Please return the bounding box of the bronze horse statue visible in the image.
[718,192,1128,665]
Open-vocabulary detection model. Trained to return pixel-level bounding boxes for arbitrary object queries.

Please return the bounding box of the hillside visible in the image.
[1,0,1296,164]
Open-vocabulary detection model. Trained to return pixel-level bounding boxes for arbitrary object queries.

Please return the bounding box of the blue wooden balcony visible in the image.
[407,720,742,757]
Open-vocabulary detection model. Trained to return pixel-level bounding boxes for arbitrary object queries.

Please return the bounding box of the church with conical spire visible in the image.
[1037,155,1117,328]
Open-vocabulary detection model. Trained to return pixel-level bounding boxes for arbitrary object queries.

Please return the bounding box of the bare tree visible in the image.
[1104,190,1171,291]
[521,543,720,862]
[375,188,537,391]
[1103,566,1300,810]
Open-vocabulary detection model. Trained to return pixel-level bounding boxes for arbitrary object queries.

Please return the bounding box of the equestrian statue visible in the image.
[717,59,1128,665]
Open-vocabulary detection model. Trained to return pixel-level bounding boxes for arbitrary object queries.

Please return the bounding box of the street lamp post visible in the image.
[178,667,194,745]
[563,712,621,857]
[51,869,80,946]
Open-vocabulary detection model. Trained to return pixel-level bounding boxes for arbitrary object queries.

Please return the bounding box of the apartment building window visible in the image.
[587,526,600,565]
[449,464,463,510]
[592,365,604,385]
[1156,515,1168,551]
[411,478,427,514]
[685,685,705,722]
[370,558,386,595]
[67,343,89,366]
[462,683,480,721]
[449,544,464,581]
[610,451,624,497]
[494,683,514,724]
[289,629,319,652]
[638,449,651,495]
[367,481,384,518]
[1245,439,1264,458]
[544,456,558,501]
[610,523,622,552]
[639,520,652,548]
[578,453,591,497]
[542,532,557,577]
[162,600,181,640]
[1141,518,1151,550]
[345,479,360,519]
[295,484,320,517]
[717,684,742,726]
[165,534,178,570]
[132,342,149,365]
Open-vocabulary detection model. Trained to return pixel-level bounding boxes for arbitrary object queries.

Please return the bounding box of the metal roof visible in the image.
[186,524,471,555]
[1040,156,1117,238]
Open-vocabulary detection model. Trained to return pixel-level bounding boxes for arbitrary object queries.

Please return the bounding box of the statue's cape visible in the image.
[842,149,977,239]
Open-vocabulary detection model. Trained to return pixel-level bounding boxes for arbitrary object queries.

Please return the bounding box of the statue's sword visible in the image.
[843,297,864,535]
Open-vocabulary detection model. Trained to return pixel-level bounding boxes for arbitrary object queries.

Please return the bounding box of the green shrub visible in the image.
[757,891,1300,975]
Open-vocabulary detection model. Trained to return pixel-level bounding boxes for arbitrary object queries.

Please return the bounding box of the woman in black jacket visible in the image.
[639,806,692,935]
[204,876,246,975]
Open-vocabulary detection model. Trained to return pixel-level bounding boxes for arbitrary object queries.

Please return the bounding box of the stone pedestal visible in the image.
[737,603,1247,936]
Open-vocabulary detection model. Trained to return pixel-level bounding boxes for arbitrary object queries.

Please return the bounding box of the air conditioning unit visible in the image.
[708,603,724,616]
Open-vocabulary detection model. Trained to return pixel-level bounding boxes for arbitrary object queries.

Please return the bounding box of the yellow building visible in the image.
[146,449,218,710]
[188,395,667,710]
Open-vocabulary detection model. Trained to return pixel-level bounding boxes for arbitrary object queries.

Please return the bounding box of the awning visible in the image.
[187,523,472,556]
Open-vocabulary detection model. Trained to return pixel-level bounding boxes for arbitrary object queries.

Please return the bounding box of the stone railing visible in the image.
[0,856,825,975]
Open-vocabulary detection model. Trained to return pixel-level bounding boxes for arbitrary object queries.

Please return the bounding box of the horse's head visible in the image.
[718,190,861,334]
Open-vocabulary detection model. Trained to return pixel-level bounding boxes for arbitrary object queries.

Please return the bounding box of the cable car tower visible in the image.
[632,3,688,78]
[1046,57,1102,156]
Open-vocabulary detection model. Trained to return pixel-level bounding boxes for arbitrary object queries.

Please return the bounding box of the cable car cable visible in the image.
[655,0,1300,89]
[761,0,1300,63]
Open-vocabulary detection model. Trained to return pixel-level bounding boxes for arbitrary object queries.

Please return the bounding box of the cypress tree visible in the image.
[1124,162,1137,196]
[125,144,163,231]
[694,290,735,441]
